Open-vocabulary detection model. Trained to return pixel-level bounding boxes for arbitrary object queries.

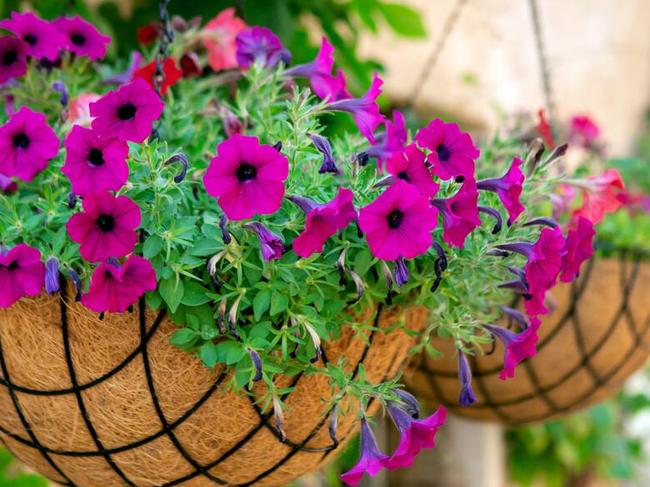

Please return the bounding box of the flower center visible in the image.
[237,163,257,182]
[396,171,410,182]
[70,33,86,46]
[2,49,17,66]
[436,144,451,162]
[387,209,404,229]
[23,34,37,46]
[0,261,18,271]
[87,148,104,166]
[96,214,115,232]
[117,103,137,120]
[12,133,30,149]
[455,175,465,183]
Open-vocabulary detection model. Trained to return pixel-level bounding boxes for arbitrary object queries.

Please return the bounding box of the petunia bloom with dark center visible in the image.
[0,244,45,308]
[53,15,111,61]
[0,12,65,62]
[0,36,27,84]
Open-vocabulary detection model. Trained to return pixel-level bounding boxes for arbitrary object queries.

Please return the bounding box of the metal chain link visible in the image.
[150,0,174,141]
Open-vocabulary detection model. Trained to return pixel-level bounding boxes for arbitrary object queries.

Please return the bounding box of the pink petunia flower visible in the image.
[0,243,45,308]
[244,222,285,261]
[66,191,141,262]
[359,180,438,261]
[203,134,289,220]
[292,188,357,258]
[366,110,408,168]
[90,78,164,143]
[0,12,64,61]
[82,255,156,313]
[432,178,481,248]
[62,125,129,195]
[235,26,291,69]
[133,57,183,95]
[386,144,438,197]
[415,118,479,181]
[202,8,247,71]
[573,168,625,224]
[285,37,335,99]
[0,106,59,181]
[0,36,27,84]
[328,73,384,144]
[67,92,101,127]
[477,157,526,225]
[385,404,447,470]
[340,419,388,486]
[53,16,110,60]
[569,115,600,148]
[485,317,542,380]
[559,216,595,282]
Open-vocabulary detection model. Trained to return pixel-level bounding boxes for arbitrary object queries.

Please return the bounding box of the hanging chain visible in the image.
[408,0,468,106]
[529,0,556,131]
[150,0,174,141]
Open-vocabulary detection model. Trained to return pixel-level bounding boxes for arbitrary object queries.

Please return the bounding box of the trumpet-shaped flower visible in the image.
[0,244,45,308]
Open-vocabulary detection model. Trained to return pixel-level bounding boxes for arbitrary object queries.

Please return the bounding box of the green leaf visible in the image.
[253,289,272,321]
[181,281,212,306]
[199,342,218,368]
[159,277,184,313]
[215,341,246,365]
[143,235,163,259]
[354,0,379,32]
[270,292,289,317]
[378,2,426,38]
[170,328,197,347]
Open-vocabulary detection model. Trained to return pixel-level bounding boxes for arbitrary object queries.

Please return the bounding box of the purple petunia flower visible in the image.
[415,118,479,181]
[394,257,410,286]
[328,73,385,144]
[340,419,388,486]
[559,216,595,283]
[484,317,542,380]
[386,144,438,197]
[457,351,476,407]
[285,37,335,99]
[90,78,164,143]
[309,133,339,174]
[244,222,285,261]
[235,26,291,69]
[0,36,27,84]
[366,110,408,168]
[203,134,289,220]
[44,256,60,295]
[477,157,526,225]
[0,107,59,181]
[0,12,65,62]
[66,191,141,263]
[432,178,481,248]
[62,125,129,196]
[0,243,45,308]
[81,255,156,313]
[54,16,111,61]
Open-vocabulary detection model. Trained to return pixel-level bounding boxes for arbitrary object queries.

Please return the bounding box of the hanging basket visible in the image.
[406,256,650,424]
[0,285,425,487]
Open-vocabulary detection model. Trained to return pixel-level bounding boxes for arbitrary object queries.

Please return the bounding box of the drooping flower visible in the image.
[385,403,447,470]
[202,8,247,71]
[285,37,335,99]
[244,222,285,261]
[44,256,60,294]
[573,168,625,224]
[292,188,357,258]
[366,110,408,168]
[340,419,388,486]
[415,118,479,181]
[67,92,101,127]
[559,216,595,282]
[62,125,129,195]
[458,351,476,407]
[0,244,45,308]
[235,26,291,69]
[432,178,481,248]
[309,134,339,174]
[569,115,600,148]
[0,107,59,181]
[53,16,111,60]
[66,191,141,262]
[386,144,438,197]
[477,157,526,225]
[203,134,289,220]
[0,36,27,84]
[81,255,156,313]
[359,180,438,261]
[536,108,555,148]
[134,57,183,95]
[484,317,542,380]
[104,51,142,85]
[0,12,64,61]
[328,73,384,143]
[90,78,164,143]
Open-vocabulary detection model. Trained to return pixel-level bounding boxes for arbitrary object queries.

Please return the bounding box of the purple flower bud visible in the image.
[244,222,284,261]
[273,141,283,152]
[458,351,477,407]
[431,241,448,271]
[67,192,78,209]
[288,194,320,214]
[51,80,68,106]
[219,214,231,244]
[495,241,535,259]
[67,269,82,301]
[395,389,420,418]
[336,248,347,285]
[394,257,409,287]
[227,294,242,340]
[164,153,189,183]
[356,152,370,166]
[309,134,339,174]
[249,348,263,382]
[373,175,397,189]
[523,217,559,229]
[501,306,529,329]
[379,261,395,305]
[478,206,503,234]
[44,257,60,295]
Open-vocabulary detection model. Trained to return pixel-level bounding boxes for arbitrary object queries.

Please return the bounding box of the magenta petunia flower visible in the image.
[0,12,64,61]
[477,157,526,225]
[432,178,481,248]
[82,255,156,313]
[235,26,291,69]
[559,216,595,283]
[386,144,438,197]
[0,36,27,84]
[317,68,351,102]
[385,403,447,470]
[340,419,388,486]
[0,173,17,193]
[0,243,45,308]
[244,222,285,261]
[203,134,289,220]
[90,78,164,143]
[53,16,111,61]
[414,118,479,181]
[0,107,59,181]
[359,180,438,261]
[66,191,141,262]
[328,73,384,143]
[485,317,542,380]
[62,125,129,196]
[569,115,600,148]
[292,188,357,258]
[285,37,335,99]
[366,110,408,168]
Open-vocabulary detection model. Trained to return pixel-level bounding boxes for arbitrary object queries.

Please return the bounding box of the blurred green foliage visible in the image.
[0,449,48,487]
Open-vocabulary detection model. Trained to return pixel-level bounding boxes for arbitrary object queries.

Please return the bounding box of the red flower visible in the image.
[134,58,183,95]
[137,22,159,46]
[574,168,625,224]
[202,8,247,71]
[536,109,555,148]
